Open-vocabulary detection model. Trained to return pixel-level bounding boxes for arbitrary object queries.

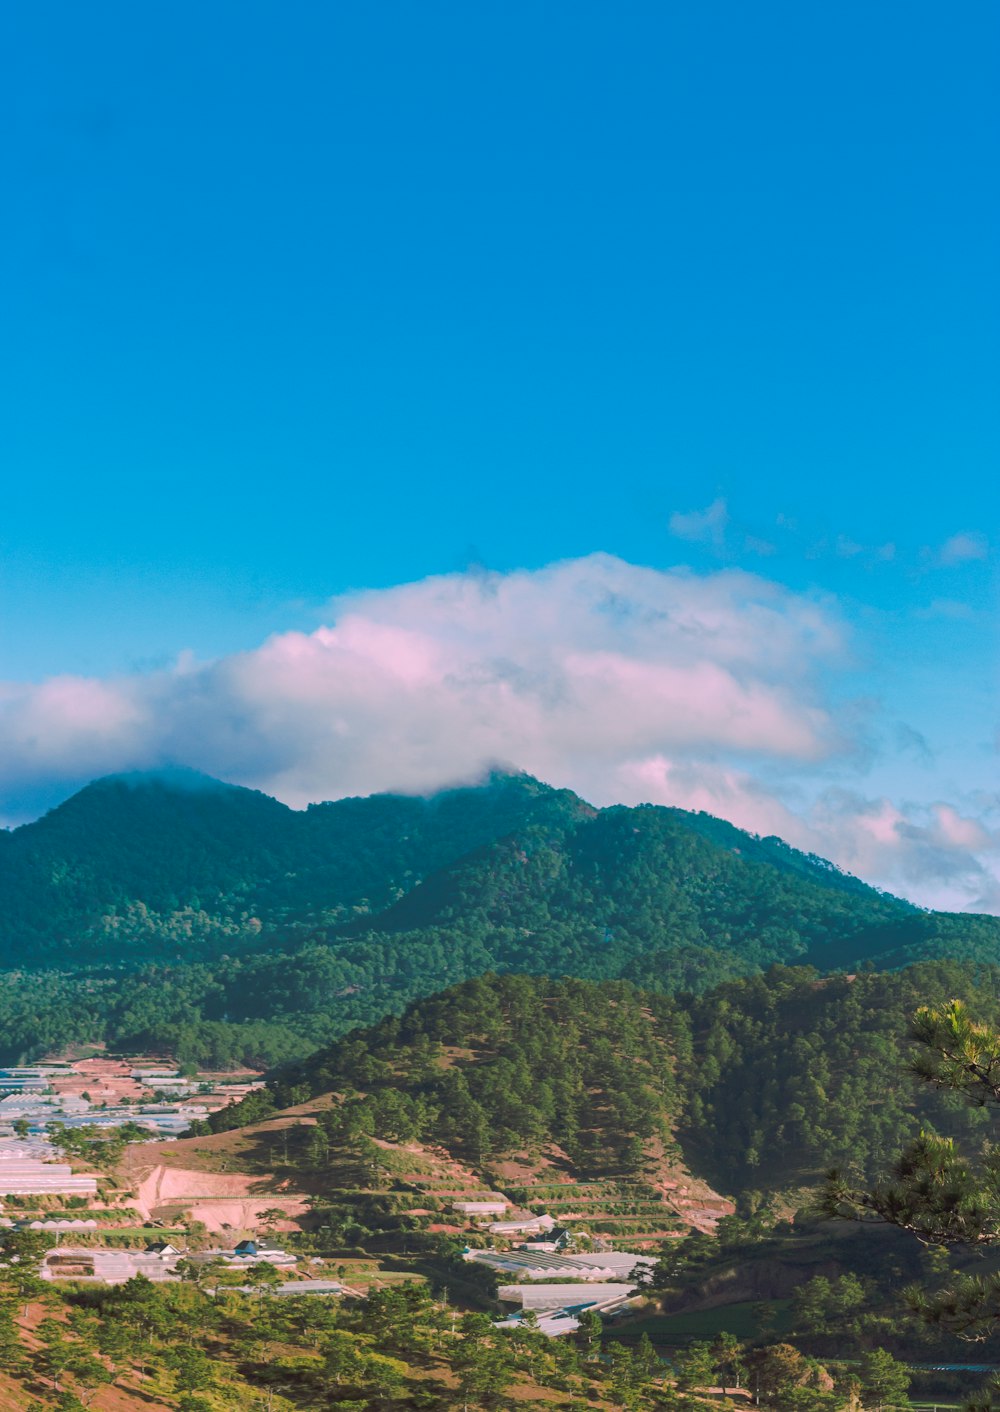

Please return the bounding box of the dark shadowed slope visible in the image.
[209,963,1000,1200]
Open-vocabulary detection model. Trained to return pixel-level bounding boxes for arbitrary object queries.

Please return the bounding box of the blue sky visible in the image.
[1,3,997,908]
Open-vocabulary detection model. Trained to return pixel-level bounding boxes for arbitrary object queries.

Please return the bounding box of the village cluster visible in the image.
[0,1062,263,1140]
[0,1063,670,1338]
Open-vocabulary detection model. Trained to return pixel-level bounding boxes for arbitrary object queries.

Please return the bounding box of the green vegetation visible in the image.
[202,965,1000,1200]
[0,1231,691,1410]
[615,1300,795,1345]
[1,770,999,1069]
[826,998,1000,1361]
[2,774,999,1408]
[0,767,586,965]
[673,962,1000,1191]
[269,973,681,1171]
[631,991,1000,1408]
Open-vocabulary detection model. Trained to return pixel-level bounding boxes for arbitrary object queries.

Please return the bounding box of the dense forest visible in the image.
[0,1219,952,1411]
[200,964,1000,1198]
[2,771,1000,1070]
[0,768,588,964]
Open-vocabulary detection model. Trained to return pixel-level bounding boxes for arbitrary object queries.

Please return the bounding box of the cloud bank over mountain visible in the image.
[2,554,996,913]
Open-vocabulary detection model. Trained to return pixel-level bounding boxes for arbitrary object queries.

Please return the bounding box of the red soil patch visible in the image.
[132,1163,309,1234]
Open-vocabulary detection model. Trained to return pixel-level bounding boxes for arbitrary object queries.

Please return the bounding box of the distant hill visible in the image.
[0,767,587,965]
[1,768,999,1068]
[328,801,1000,996]
[334,803,914,982]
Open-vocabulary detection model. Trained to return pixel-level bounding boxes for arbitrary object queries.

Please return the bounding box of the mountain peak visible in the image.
[88,767,241,795]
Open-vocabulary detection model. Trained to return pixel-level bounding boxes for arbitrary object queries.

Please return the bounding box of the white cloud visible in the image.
[0,554,841,807]
[835,536,864,559]
[809,791,1000,914]
[833,535,896,563]
[614,754,811,843]
[0,552,996,914]
[743,534,777,557]
[668,497,729,549]
[934,531,989,566]
[915,598,976,621]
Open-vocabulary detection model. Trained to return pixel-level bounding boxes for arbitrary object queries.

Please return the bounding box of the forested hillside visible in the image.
[329,803,939,992]
[2,771,1000,1069]
[207,963,1000,1198]
[0,768,587,964]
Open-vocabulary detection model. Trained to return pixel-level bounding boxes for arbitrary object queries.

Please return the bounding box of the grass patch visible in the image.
[613,1300,794,1348]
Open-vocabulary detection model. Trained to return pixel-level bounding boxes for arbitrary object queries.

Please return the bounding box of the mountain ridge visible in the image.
[0,767,588,965]
[0,769,998,1070]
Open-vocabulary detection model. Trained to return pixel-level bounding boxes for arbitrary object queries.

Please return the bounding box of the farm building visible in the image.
[0,1159,98,1197]
[466,1249,621,1281]
[42,1246,182,1283]
[195,1240,298,1268]
[451,1193,509,1216]
[497,1282,637,1311]
[488,1213,555,1236]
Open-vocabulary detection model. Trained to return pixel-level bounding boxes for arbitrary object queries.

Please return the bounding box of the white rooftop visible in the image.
[570,1252,657,1278]
[496,1309,582,1337]
[498,1282,638,1310]
[468,1249,620,1280]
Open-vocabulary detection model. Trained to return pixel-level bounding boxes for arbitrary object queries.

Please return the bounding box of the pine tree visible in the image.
[825,999,1000,1398]
[858,1349,911,1412]
[673,1340,717,1391]
[575,1308,603,1358]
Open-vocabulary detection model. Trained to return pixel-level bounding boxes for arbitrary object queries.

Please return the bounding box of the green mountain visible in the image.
[1,769,998,1069]
[331,801,1000,995]
[0,767,587,965]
